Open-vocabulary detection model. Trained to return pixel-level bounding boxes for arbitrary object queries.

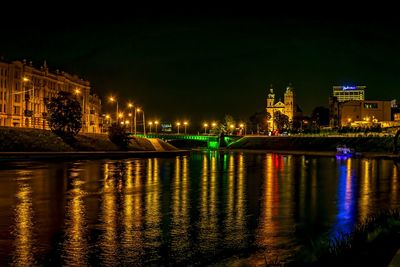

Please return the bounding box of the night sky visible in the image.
[1,7,399,125]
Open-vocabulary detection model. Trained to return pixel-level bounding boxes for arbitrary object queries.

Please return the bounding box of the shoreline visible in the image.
[193,147,400,159]
[0,150,190,161]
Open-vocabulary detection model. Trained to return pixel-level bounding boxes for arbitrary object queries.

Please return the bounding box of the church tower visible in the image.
[266,85,275,108]
[284,84,295,121]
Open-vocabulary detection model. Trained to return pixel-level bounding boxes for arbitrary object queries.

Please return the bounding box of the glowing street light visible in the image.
[230,124,235,134]
[148,121,153,133]
[105,114,112,125]
[184,121,188,134]
[154,120,159,133]
[127,102,134,132]
[203,123,208,134]
[239,123,245,135]
[109,97,119,122]
[176,122,181,134]
[22,77,36,128]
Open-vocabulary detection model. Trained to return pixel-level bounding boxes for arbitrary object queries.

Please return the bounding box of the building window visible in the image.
[364,103,378,109]
[13,106,20,114]
[14,94,21,102]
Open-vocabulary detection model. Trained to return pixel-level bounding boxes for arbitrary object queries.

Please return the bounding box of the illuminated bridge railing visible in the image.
[131,133,237,149]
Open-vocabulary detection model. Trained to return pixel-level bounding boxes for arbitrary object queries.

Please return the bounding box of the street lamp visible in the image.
[203,123,208,134]
[230,124,235,134]
[184,121,188,134]
[239,123,244,135]
[176,122,181,134]
[211,122,217,135]
[135,108,146,135]
[128,103,133,132]
[22,77,35,128]
[148,121,153,133]
[134,108,139,135]
[105,114,112,124]
[118,113,124,120]
[109,97,119,123]
[75,88,86,131]
[154,120,159,133]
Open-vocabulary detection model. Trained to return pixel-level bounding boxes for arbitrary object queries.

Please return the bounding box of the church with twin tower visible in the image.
[266,84,297,130]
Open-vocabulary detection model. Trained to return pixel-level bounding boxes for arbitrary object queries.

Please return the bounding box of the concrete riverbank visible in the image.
[0,150,190,161]
[227,135,396,153]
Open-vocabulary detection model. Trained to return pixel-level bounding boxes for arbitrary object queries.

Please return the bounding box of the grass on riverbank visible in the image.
[0,127,178,152]
[291,210,400,267]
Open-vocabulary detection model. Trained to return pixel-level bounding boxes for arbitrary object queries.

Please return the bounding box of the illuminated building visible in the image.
[330,85,366,127]
[340,100,391,126]
[266,84,300,130]
[333,85,366,102]
[0,59,102,133]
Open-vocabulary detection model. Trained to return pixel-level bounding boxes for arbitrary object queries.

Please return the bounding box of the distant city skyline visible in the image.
[1,8,399,123]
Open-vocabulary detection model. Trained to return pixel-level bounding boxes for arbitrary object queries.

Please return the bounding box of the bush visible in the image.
[108,123,131,150]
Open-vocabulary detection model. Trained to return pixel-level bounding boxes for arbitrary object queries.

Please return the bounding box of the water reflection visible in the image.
[198,153,219,254]
[62,165,87,266]
[144,158,161,264]
[99,162,120,265]
[13,171,34,266]
[2,153,400,266]
[257,154,280,256]
[332,158,356,236]
[170,156,191,264]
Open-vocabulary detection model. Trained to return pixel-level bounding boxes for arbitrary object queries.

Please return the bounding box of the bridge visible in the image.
[132,133,241,149]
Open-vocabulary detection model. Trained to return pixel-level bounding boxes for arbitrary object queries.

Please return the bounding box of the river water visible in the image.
[0,151,399,266]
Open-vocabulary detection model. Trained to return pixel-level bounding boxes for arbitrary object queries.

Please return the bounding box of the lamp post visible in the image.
[184,121,188,134]
[154,120,159,133]
[128,103,133,133]
[148,121,153,133]
[22,77,35,128]
[105,114,112,129]
[109,97,119,123]
[203,123,208,134]
[75,88,86,131]
[142,110,146,135]
[176,122,181,134]
[211,122,216,135]
[230,124,235,135]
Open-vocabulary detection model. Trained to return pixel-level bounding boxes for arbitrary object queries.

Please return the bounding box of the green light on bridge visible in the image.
[208,141,219,149]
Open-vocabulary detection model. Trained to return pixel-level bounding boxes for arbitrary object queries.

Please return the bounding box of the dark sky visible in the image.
[1,6,399,125]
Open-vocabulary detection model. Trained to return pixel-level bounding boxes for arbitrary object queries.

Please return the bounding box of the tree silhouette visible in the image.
[274,111,289,132]
[46,91,82,138]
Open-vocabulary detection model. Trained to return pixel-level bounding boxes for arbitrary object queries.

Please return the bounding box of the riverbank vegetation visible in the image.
[291,210,400,267]
[0,127,176,152]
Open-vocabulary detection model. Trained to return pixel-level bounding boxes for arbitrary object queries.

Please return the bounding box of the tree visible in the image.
[46,91,82,138]
[108,123,131,150]
[311,106,330,126]
[224,115,236,133]
[274,111,289,132]
[249,110,271,133]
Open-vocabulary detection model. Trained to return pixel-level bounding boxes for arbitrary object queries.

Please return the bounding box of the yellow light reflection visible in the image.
[391,164,398,207]
[63,169,87,265]
[170,156,190,261]
[198,153,218,253]
[145,158,161,258]
[122,161,143,262]
[359,159,371,221]
[256,154,279,258]
[100,162,117,265]
[13,178,34,266]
